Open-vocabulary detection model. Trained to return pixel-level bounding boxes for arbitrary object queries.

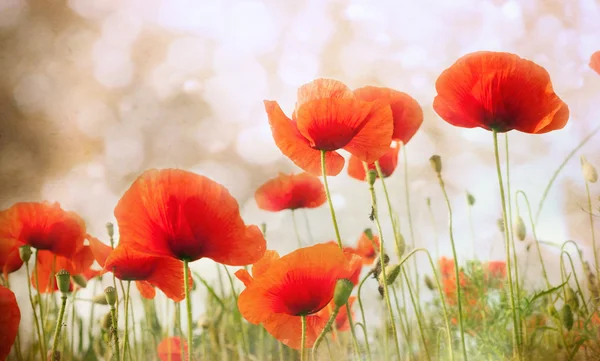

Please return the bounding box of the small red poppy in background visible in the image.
[157,336,188,361]
[348,145,400,181]
[91,236,188,302]
[433,51,569,134]
[347,231,380,265]
[0,202,87,258]
[486,261,507,279]
[32,246,94,293]
[590,51,600,75]
[255,172,326,212]
[237,243,361,349]
[265,78,393,176]
[115,169,266,265]
[0,285,20,361]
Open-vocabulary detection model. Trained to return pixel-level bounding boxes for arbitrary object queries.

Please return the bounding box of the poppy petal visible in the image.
[262,312,328,349]
[354,86,423,144]
[0,245,23,278]
[347,144,400,182]
[590,51,600,75]
[235,269,254,287]
[0,285,20,361]
[88,236,112,267]
[255,173,326,212]
[296,78,354,110]
[157,336,188,361]
[115,168,266,264]
[264,100,344,176]
[251,250,280,278]
[135,281,156,300]
[343,100,394,163]
[31,250,76,293]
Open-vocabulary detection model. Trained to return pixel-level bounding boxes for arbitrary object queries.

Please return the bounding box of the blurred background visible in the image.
[1,0,600,331]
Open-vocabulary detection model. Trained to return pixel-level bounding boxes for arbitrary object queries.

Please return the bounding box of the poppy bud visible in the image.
[566,287,580,312]
[197,314,211,329]
[379,264,401,286]
[19,245,32,263]
[363,228,374,240]
[105,222,114,238]
[71,274,87,288]
[104,286,118,306]
[424,275,435,291]
[48,350,61,361]
[366,169,377,186]
[91,294,109,305]
[581,156,598,183]
[333,278,354,308]
[466,192,476,206]
[396,232,405,258]
[561,304,574,331]
[260,223,267,236]
[514,215,526,241]
[56,269,71,294]
[429,155,442,174]
[497,218,505,233]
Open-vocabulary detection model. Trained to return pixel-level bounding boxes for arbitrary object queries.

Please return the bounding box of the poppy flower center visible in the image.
[267,268,337,316]
[306,122,361,151]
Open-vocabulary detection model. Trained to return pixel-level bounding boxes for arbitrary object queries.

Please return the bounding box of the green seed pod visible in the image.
[105,222,114,238]
[466,192,476,206]
[104,286,118,306]
[19,245,32,263]
[396,232,405,259]
[581,156,598,183]
[56,269,71,294]
[71,274,88,288]
[91,294,109,305]
[363,228,374,240]
[333,278,354,308]
[260,223,267,236]
[429,155,442,174]
[514,215,526,241]
[366,169,377,186]
[379,264,401,286]
[566,287,580,312]
[424,275,435,291]
[561,304,574,331]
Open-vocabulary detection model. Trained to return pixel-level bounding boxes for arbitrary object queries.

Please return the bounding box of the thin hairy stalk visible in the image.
[122,281,132,361]
[535,124,600,224]
[70,290,76,361]
[278,341,284,361]
[467,198,476,259]
[320,150,343,248]
[300,315,307,361]
[402,269,431,361]
[302,210,315,244]
[493,129,521,359]
[50,293,67,361]
[560,251,589,315]
[584,181,598,275]
[357,272,374,361]
[291,210,303,248]
[183,261,193,361]
[515,191,551,289]
[24,260,44,361]
[401,144,421,302]
[392,284,412,361]
[223,265,249,357]
[434,166,468,360]
[367,175,402,360]
[426,199,440,262]
[129,296,139,361]
[312,306,340,361]
[33,250,48,357]
[110,302,121,361]
[345,301,362,360]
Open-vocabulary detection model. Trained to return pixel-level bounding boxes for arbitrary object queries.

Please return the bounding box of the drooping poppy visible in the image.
[114,168,266,264]
[31,246,94,293]
[237,244,362,349]
[348,232,380,265]
[347,144,400,182]
[157,336,188,361]
[591,51,600,75]
[0,202,87,258]
[255,172,326,212]
[0,285,20,361]
[103,243,189,302]
[433,51,569,133]
[265,78,394,176]
[0,239,23,278]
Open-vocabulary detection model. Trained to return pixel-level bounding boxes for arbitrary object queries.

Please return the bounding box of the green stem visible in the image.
[367,175,402,360]
[300,315,307,361]
[320,150,343,248]
[401,144,421,303]
[434,168,468,360]
[278,341,284,361]
[130,294,139,361]
[492,129,520,360]
[560,251,589,315]
[402,270,431,361]
[427,198,440,262]
[183,260,193,361]
[392,284,413,361]
[344,301,362,360]
[357,271,373,361]
[302,210,315,244]
[70,290,76,361]
[50,294,68,360]
[24,261,43,361]
[110,303,121,361]
[585,181,598,274]
[223,265,249,357]
[33,250,48,358]
[291,210,303,248]
[467,199,476,259]
[122,281,131,361]
[312,306,340,361]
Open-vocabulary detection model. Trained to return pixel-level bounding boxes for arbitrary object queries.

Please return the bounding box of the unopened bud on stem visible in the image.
[104,286,117,306]
[19,245,32,263]
[514,215,526,241]
[105,222,114,238]
[56,269,71,294]
[429,155,442,174]
[581,156,598,183]
[379,264,401,286]
[466,192,476,206]
[333,279,354,307]
[366,169,377,186]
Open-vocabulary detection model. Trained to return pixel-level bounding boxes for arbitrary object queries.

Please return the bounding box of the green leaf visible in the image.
[529,276,571,305]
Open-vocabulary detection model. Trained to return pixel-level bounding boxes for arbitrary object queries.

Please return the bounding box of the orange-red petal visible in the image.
[354,232,380,265]
[590,51,600,75]
[0,285,20,361]
[255,173,326,212]
[251,250,280,278]
[157,336,188,361]
[0,239,23,278]
[135,280,156,299]
[342,100,394,163]
[354,86,423,143]
[261,312,328,349]
[235,269,253,287]
[0,202,86,257]
[433,51,569,134]
[347,144,400,181]
[88,236,112,267]
[296,78,354,110]
[115,168,266,265]
[31,247,91,293]
[264,100,344,176]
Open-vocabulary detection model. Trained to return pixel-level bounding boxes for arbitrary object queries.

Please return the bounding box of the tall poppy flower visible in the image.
[32,246,95,293]
[237,244,362,349]
[114,168,266,264]
[0,285,21,361]
[0,202,86,258]
[433,51,569,133]
[264,78,394,176]
[157,336,188,361]
[255,172,326,212]
[591,51,600,75]
[348,145,400,181]
[91,236,188,302]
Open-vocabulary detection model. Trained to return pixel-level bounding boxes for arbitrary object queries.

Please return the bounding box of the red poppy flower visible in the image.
[486,261,506,279]
[157,336,188,361]
[265,78,393,176]
[255,172,326,212]
[115,168,266,264]
[353,86,423,144]
[439,257,455,278]
[237,243,362,349]
[0,202,86,258]
[433,51,569,133]
[347,144,400,181]
[591,51,600,75]
[103,244,189,302]
[0,285,20,361]
[235,250,281,287]
[0,239,23,278]
[349,232,380,265]
[32,246,94,293]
